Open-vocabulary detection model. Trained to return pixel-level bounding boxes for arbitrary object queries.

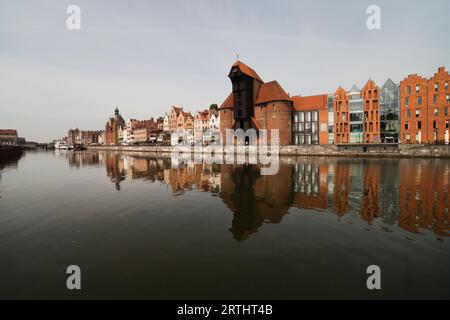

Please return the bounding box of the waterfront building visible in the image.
[181,111,194,131]
[219,60,292,146]
[427,67,450,144]
[334,86,349,143]
[348,85,364,143]
[291,94,329,145]
[105,107,125,145]
[67,129,100,146]
[361,79,380,143]
[194,110,209,133]
[333,81,381,144]
[81,131,101,145]
[208,109,220,131]
[379,79,400,143]
[399,67,450,144]
[156,117,164,131]
[399,74,428,143]
[163,113,170,132]
[67,128,81,146]
[98,131,105,145]
[327,94,334,144]
[169,106,183,132]
[0,129,18,145]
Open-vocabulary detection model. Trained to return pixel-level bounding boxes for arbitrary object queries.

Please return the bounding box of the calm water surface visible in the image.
[0,150,449,299]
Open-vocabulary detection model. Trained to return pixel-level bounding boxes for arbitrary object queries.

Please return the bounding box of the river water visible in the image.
[0,150,449,299]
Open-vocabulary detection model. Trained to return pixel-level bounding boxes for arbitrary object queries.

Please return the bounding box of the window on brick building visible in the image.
[407,110,411,118]
[416,109,420,117]
[435,107,438,116]
[418,96,422,105]
[416,84,420,92]
[405,98,409,107]
[447,95,450,103]
[433,120,437,129]
[434,95,438,104]
[405,123,409,130]
[446,121,449,129]
[418,121,421,129]
[435,83,439,91]
[305,112,311,122]
[446,81,449,91]
[446,107,449,116]
[406,85,411,94]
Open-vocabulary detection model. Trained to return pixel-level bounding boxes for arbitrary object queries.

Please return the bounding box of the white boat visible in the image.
[54,140,68,150]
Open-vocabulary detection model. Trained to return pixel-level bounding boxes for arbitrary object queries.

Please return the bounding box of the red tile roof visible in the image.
[172,106,183,115]
[232,60,263,82]
[291,94,328,111]
[219,92,234,110]
[255,81,290,104]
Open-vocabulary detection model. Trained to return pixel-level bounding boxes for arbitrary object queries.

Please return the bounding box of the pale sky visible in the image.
[1,0,449,142]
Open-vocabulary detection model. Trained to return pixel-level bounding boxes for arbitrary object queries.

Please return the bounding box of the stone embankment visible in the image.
[87,144,450,158]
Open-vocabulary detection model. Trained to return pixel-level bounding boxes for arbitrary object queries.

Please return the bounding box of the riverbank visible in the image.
[86,144,450,158]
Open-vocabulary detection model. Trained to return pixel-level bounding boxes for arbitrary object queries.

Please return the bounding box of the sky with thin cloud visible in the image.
[1,0,449,142]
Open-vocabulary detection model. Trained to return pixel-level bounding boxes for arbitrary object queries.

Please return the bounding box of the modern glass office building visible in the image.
[379,78,400,143]
[348,85,364,143]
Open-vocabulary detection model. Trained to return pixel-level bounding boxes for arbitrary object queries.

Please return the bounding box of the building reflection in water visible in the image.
[0,149,24,198]
[72,151,449,240]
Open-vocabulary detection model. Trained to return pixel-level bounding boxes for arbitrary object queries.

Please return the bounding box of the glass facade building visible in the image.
[292,110,319,145]
[348,85,364,143]
[380,78,400,143]
[327,94,334,144]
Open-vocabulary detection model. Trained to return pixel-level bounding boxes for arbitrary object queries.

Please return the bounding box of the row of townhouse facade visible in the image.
[103,107,165,145]
[100,105,220,146]
[219,60,450,146]
[67,128,103,146]
[164,105,221,143]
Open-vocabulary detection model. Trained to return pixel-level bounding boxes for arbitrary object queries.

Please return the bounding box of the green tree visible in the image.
[209,104,218,111]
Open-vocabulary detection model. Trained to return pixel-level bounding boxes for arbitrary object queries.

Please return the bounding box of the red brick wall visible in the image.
[361,80,380,143]
[400,74,428,143]
[427,67,450,142]
[254,100,292,146]
[334,87,349,143]
[219,108,233,144]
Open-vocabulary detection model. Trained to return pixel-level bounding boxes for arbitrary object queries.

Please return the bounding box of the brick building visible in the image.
[427,67,450,143]
[219,60,292,146]
[168,106,183,132]
[0,129,18,145]
[105,107,125,145]
[361,79,380,143]
[399,74,428,143]
[400,67,450,144]
[333,80,381,144]
[334,86,349,143]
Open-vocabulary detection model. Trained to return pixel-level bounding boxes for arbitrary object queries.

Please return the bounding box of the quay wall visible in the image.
[86,144,450,158]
